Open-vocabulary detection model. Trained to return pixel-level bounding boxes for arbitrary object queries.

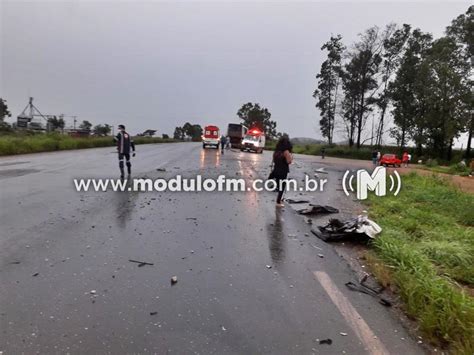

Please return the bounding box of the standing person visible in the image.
[220,134,226,155]
[372,150,378,166]
[402,151,409,167]
[407,153,412,167]
[114,124,136,179]
[225,135,231,150]
[321,147,326,159]
[269,135,293,207]
[377,151,381,166]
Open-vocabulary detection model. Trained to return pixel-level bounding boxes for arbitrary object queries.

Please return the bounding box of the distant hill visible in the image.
[290,137,325,145]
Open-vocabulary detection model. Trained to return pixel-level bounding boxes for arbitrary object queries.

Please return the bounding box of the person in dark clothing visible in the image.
[371,150,378,166]
[114,124,136,179]
[270,135,293,207]
[220,135,226,155]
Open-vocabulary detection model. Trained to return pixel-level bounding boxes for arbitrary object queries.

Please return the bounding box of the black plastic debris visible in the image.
[156,168,166,172]
[311,216,382,243]
[285,199,310,204]
[297,205,339,216]
[319,338,332,345]
[345,281,392,307]
[150,311,158,316]
[129,259,154,267]
[32,272,39,277]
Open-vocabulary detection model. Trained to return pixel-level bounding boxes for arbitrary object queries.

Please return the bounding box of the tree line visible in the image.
[314,5,473,160]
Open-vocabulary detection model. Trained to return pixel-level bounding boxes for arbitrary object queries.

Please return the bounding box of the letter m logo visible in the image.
[356,167,387,200]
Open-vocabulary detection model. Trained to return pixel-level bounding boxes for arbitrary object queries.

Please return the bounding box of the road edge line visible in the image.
[313,271,390,355]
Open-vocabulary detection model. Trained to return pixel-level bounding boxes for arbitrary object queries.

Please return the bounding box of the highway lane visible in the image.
[0,143,422,354]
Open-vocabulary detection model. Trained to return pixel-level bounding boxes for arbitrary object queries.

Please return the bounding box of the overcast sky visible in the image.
[1,1,471,140]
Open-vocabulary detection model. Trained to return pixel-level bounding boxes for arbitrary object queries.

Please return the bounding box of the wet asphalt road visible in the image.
[0,143,422,354]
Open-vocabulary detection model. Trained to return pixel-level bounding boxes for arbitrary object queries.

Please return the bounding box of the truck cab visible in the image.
[241,128,265,154]
[202,125,220,149]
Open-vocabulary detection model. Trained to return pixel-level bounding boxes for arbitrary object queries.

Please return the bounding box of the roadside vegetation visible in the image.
[265,141,469,168]
[0,132,176,156]
[364,172,474,352]
[419,159,472,176]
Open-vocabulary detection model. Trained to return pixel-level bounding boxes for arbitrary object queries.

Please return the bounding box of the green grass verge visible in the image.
[364,173,474,352]
[264,141,468,166]
[0,134,177,156]
[419,163,472,176]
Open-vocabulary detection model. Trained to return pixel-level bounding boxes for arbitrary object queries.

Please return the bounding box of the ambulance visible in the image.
[240,128,265,154]
[202,125,220,149]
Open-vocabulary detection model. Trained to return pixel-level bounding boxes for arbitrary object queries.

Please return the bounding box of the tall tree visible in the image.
[182,122,203,141]
[446,5,473,158]
[423,37,471,160]
[0,98,11,122]
[313,35,345,144]
[93,124,111,136]
[237,103,277,139]
[173,127,185,140]
[374,23,411,146]
[341,27,382,148]
[390,29,432,151]
[48,116,65,131]
[79,120,93,131]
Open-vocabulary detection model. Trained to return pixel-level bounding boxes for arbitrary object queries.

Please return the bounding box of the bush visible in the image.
[425,158,439,167]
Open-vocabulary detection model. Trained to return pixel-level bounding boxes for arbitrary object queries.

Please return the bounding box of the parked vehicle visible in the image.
[202,125,220,149]
[380,154,401,167]
[227,123,248,148]
[241,128,265,154]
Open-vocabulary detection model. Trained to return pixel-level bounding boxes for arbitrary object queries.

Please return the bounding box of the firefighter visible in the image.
[114,124,136,179]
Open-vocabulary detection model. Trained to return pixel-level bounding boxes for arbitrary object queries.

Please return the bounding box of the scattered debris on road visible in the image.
[310,243,323,250]
[285,199,310,204]
[318,254,324,258]
[318,338,332,345]
[340,332,348,336]
[128,259,154,267]
[312,216,382,242]
[297,205,339,216]
[266,265,272,269]
[186,217,197,220]
[32,272,39,277]
[156,168,166,172]
[171,276,178,285]
[150,311,158,316]
[345,281,392,307]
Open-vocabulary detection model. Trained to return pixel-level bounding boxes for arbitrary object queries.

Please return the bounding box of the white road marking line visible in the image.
[313,271,390,355]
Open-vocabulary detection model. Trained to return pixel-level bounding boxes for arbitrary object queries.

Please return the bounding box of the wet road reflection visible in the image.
[267,207,287,265]
[114,185,137,228]
[199,147,221,169]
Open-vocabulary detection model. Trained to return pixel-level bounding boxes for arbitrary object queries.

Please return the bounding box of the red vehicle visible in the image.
[380,154,401,167]
[202,125,220,149]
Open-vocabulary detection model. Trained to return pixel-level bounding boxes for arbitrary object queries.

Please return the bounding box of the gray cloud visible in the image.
[1,1,470,139]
